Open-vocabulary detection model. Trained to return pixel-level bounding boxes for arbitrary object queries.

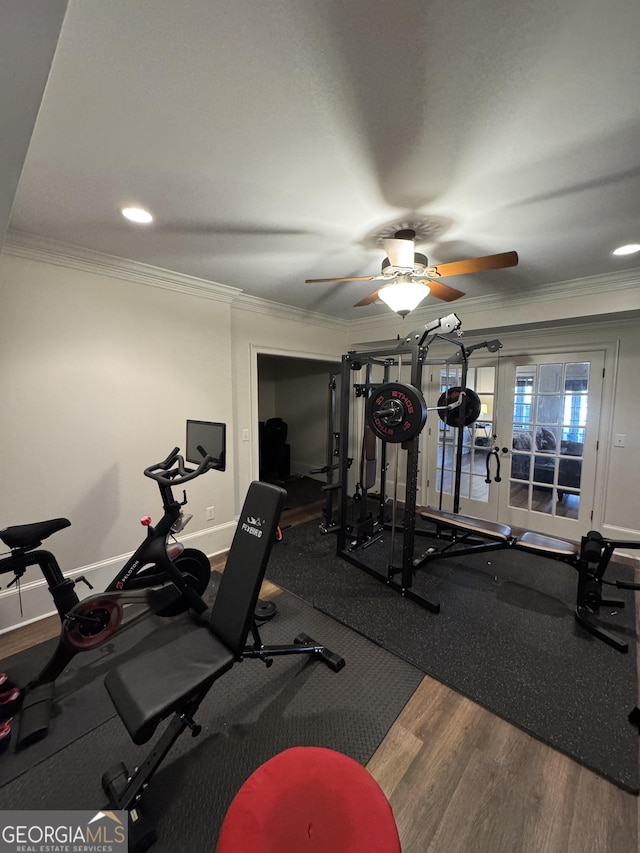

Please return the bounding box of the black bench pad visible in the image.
[104,627,234,744]
[421,507,512,541]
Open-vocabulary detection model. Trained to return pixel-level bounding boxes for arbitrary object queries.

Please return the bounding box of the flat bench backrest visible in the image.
[210,480,286,656]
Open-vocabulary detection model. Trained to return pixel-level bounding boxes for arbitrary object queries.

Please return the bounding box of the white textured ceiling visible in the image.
[4,0,640,319]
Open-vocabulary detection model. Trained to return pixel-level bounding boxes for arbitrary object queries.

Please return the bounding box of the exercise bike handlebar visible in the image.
[144,446,220,487]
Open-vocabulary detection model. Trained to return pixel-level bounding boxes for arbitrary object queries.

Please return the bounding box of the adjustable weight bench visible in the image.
[101,480,345,853]
[418,507,640,653]
[418,507,579,560]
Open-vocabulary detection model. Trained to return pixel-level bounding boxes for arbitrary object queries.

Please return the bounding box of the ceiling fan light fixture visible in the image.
[378,280,430,317]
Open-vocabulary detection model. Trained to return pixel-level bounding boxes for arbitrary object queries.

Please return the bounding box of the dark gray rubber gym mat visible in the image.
[265,519,639,794]
[0,589,422,851]
[0,604,204,786]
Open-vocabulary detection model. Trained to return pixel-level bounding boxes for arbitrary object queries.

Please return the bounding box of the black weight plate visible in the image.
[437,386,482,427]
[366,382,427,443]
[254,599,278,623]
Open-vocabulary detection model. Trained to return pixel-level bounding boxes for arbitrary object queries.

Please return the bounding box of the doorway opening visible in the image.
[256,353,340,509]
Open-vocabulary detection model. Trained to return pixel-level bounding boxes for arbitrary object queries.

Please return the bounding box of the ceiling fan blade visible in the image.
[416,279,465,302]
[305,275,378,283]
[430,251,518,278]
[382,238,415,268]
[354,289,381,307]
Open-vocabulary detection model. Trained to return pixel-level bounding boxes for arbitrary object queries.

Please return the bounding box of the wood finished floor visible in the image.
[2,500,638,852]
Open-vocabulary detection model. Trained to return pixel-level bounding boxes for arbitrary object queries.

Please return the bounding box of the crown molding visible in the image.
[2,229,349,330]
[459,265,640,312]
[4,229,638,335]
[348,265,640,338]
[231,290,349,331]
[3,229,242,304]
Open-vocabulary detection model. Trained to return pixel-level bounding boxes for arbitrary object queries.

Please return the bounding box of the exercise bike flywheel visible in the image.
[63,596,124,651]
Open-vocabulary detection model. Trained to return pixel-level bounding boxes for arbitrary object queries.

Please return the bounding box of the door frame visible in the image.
[250,344,342,482]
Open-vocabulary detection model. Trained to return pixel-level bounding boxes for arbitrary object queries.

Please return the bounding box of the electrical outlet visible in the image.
[206,506,215,521]
[242,428,249,441]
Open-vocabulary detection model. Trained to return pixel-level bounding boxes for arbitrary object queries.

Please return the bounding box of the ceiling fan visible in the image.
[306,229,518,316]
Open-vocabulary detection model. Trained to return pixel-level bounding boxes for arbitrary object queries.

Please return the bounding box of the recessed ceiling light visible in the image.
[121,206,153,224]
[612,243,640,256]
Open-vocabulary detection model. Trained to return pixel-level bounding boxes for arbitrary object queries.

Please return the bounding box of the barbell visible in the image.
[366,382,482,442]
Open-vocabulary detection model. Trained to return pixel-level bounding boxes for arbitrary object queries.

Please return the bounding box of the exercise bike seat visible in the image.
[105,627,235,745]
[0,518,70,550]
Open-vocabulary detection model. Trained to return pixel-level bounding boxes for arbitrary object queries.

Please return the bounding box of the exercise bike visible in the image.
[0,445,221,749]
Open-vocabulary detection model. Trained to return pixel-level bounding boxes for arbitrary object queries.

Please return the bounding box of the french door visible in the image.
[495,351,604,539]
[428,349,605,540]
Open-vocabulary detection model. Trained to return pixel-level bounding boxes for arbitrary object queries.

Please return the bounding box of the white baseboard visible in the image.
[602,552,640,571]
[600,523,640,570]
[0,521,236,637]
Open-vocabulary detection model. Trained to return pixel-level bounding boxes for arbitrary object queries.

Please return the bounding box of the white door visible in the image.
[495,351,605,539]
[426,350,605,541]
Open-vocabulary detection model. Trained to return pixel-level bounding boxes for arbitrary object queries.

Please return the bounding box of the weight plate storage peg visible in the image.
[437,386,482,427]
[366,382,427,443]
